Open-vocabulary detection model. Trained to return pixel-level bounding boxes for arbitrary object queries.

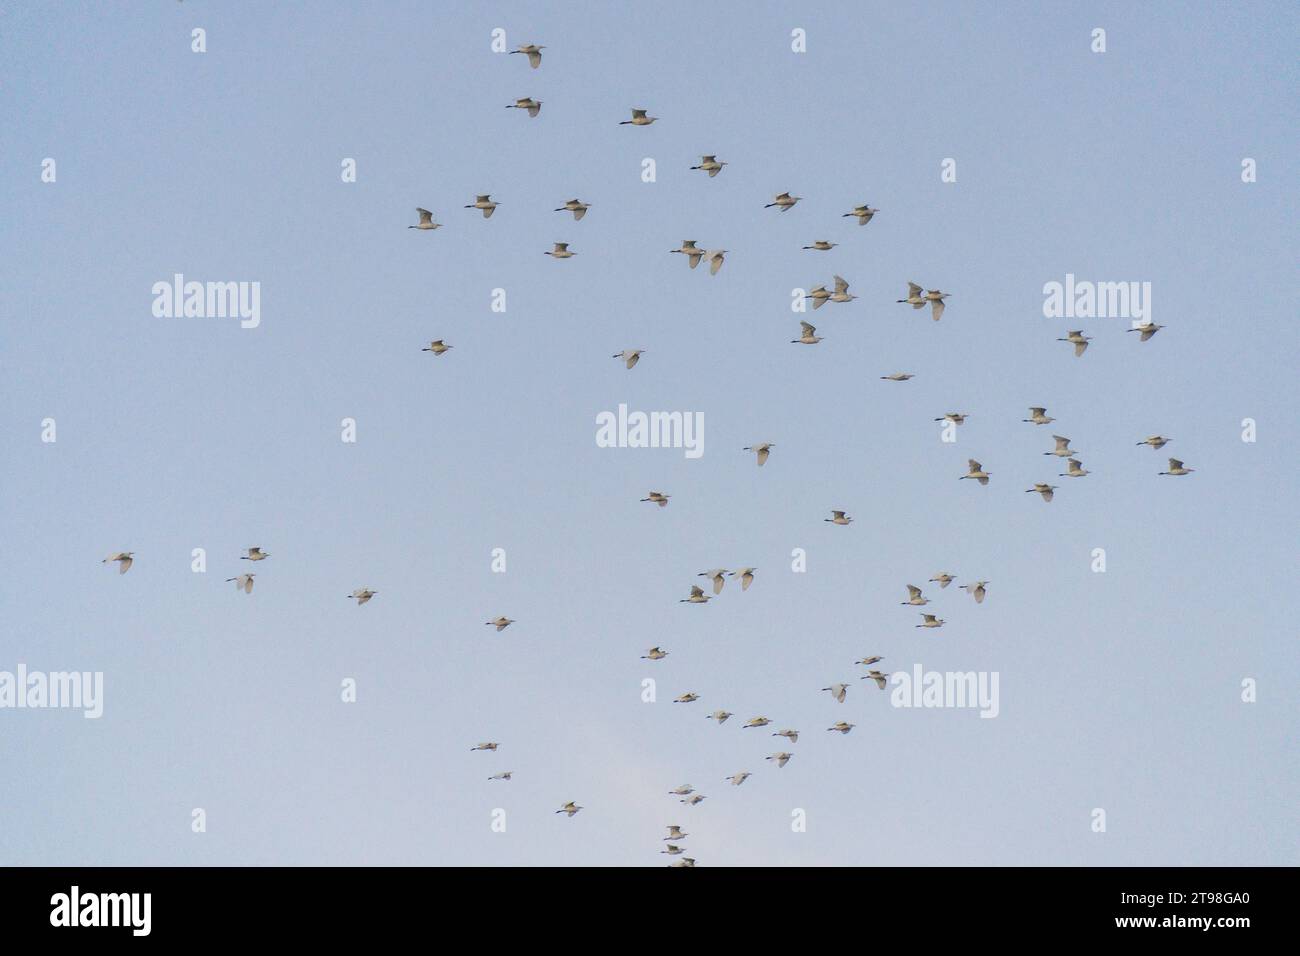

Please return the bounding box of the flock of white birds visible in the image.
[99,37,1198,867]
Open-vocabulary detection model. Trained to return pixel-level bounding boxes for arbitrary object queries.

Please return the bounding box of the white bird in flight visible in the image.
[707,710,732,724]
[862,670,890,690]
[544,242,574,258]
[728,568,756,591]
[960,460,991,484]
[555,199,590,220]
[225,573,255,593]
[726,772,751,786]
[901,584,929,606]
[409,208,440,230]
[641,647,669,661]
[827,722,856,734]
[697,569,729,595]
[348,588,377,605]
[471,742,500,752]
[670,240,704,269]
[792,320,823,345]
[743,443,774,466]
[1023,407,1055,425]
[822,683,849,703]
[828,274,856,304]
[704,249,727,275]
[923,289,950,321]
[765,192,801,211]
[767,752,793,768]
[1059,459,1089,478]
[679,586,711,605]
[241,547,269,561]
[464,194,498,218]
[1058,330,1091,357]
[1045,435,1077,457]
[825,509,853,525]
[772,729,799,743]
[506,97,542,117]
[928,573,955,589]
[1159,458,1194,476]
[641,491,670,508]
[896,281,926,310]
[510,44,545,68]
[1128,322,1164,341]
[743,716,771,729]
[1137,435,1171,449]
[103,552,134,574]
[803,240,837,251]
[555,802,582,817]
[690,155,727,177]
[960,581,989,603]
[881,373,914,381]
[421,339,452,355]
[674,692,700,703]
[484,617,515,632]
[1026,483,1058,502]
[613,349,645,369]
[917,613,945,628]
[620,107,657,126]
[844,204,879,225]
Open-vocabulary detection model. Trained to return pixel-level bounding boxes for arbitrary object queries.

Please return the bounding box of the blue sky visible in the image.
[1,1,1297,865]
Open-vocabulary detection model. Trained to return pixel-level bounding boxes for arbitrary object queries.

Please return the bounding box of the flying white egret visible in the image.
[1137,436,1171,449]
[960,581,989,603]
[792,320,823,344]
[767,752,793,768]
[827,722,856,734]
[765,192,801,210]
[641,647,669,661]
[743,443,774,466]
[103,552,134,574]
[902,584,930,606]
[641,491,670,507]
[726,772,751,786]
[670,240,704,269]
[928,573,955,589]
[690,155,727,177]
[225,573,255,593]
[679,586,711,604]
[422,339,452,355]
[241,547,269,561]
[1127,322,1164,341]
[1060,459,1089,478]
[1027,483,1058,502]
[825,509,853,525]
[960,460,991,484]
[620,108,657,126]
[544,242,574,258]
[1159,458,1194,476]
[916,613,945,628]
[822,683,849,703]
[613,349,645,369]
[803,240,837,251]
[465,194,498,218]
[896,282,926,309]
[674,692,700,703]
[555,199,590,220]
[1058,330,1091,357]
[862,670,890,690]
[409,208,440,230]
[506,97,542,117]
[510,44,545,68]
[484,617,515,631]
[1023,407,1055,425]
[844,205,879,225]
[348,588,377,605]
[743,717,771,729]
[555,802,582,817]
[729,568,756,590]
